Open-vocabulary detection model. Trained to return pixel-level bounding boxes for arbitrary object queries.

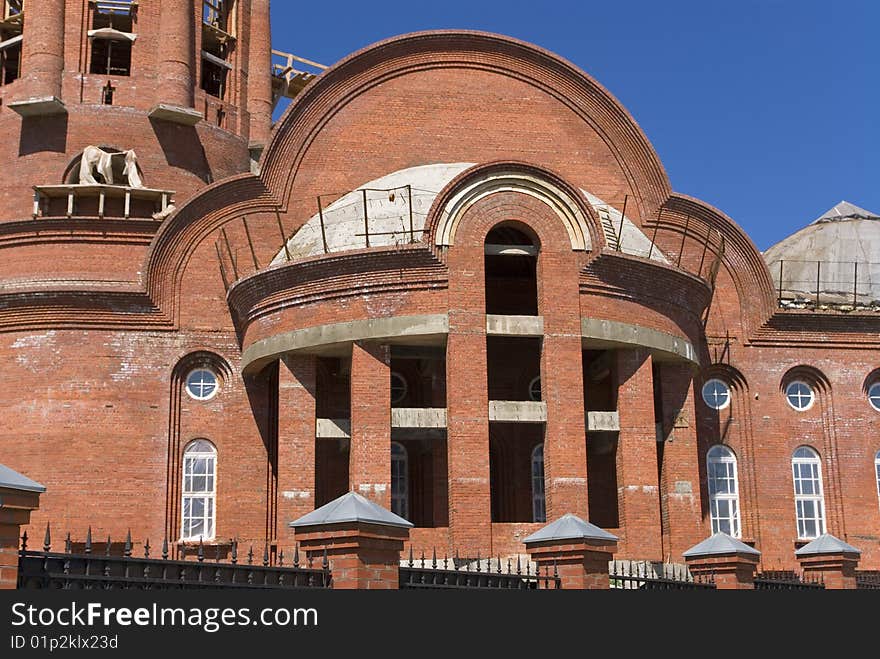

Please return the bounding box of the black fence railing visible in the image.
[609,561,716,590]
[753,570,824,591]
[399,549,560,590]
[770,259,880,310]
[17,526,331,591]
[856,571,880,590]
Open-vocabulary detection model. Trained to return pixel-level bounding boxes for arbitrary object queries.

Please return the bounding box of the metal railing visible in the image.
[753,570,824,591]
[17,525,331,591]
[856,571,880,590]
[770,259,880,310]
[610,560,716,590]
[399,549,560,590]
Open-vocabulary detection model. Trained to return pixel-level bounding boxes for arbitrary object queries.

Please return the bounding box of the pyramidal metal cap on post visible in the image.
[523,513,618,545]
[683,532,761,558]
[288,491,414,529]
[794,534,860,557]
[0,464,46,493]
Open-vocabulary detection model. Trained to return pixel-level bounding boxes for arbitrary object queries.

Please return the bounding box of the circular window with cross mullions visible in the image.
[785,381,815,412]
[868,382,880,412]
[185,368,219,401]
[702,379,731,410]
[390,372,408,405]
[528,376,542,402]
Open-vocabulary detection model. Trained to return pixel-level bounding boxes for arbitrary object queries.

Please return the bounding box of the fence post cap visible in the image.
[0,464,46,494]
[289,491,413,530]
[683,532,761,559]
[523,513,618,546]
[795,534,860,558]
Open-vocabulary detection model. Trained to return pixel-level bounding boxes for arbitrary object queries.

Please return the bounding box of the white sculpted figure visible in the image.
[78,146,145,188]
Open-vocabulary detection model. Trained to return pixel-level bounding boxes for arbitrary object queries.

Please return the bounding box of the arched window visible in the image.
[792,446,825,539]
[484,224,539,316]
[181,439,217,541]
[531,443,546,523]
[391,442,408,519]
[706,445,741,538]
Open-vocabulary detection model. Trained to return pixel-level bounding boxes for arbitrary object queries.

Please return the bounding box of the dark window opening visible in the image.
[487,336,542,402]
[391,438,448,528]
[1,0,23,86]
[489,423,544,523]
[101,80,115,105]
[92,6,134,33]
[583,349,616,412]
[203,0,234,34]
[90,38,131,76]
[586,433,619,528]
[485,225,539,315]
[0,40,20,85]
[315,357,350,420]
[389,346,447,408]
[201,58,228,99]
[315,439,349,508]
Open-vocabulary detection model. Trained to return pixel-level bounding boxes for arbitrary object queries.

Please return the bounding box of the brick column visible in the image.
[0,466,46,589]
[150,0,202,125]
[683,532,760,589]
[277,355,317,539]
[539,250,588,520]
[349,342,391,509]
[290,492,412,589]
[11,0,66,115]
[524,514,618,589]
[615,349,662,559]
[796,534,861,590]
[247,0,273,149]
[657,362,704,561]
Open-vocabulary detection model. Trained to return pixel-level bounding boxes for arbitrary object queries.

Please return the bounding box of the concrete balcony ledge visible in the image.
[8,96,67,117]
[391,408,446,428]
[486,314,544,336]
[489,400,547,422]
[148,103,203,126]
[586,411,619,432]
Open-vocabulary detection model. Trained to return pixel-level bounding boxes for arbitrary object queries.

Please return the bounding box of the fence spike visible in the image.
[507,558,511,575]
[516,555,522,575]
[124,530,132,557]
[553,560,559,579]
[432,547,437,569]
[455,549,460,570]
[21,530,28,552]
[43,522,51,552]
[307,551,313,568]
[161,538,168,560]
[497,555,502,574]
[85,527,92,554]
[65,532,71,554]
[231,540,238,565]
[408,545,413,568]
[476,551,481,573]
[263,543,269,567]
[215,544,221,563]
[322,547,329,570]
[197,538,204,563]
[420,550,425,569]
[279,549,284,567]
[444,553,448,570]
[293,543,299,568]
[144,538,150,559]
[105,535,112,556]
[247,545,254,566]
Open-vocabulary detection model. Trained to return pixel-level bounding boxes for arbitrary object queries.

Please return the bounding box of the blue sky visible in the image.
[270,0,877,251]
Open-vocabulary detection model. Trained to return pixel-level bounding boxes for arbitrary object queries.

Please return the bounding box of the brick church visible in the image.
[0,0,877,574]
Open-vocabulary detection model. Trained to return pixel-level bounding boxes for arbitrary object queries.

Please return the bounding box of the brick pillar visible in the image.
[615,349,662,559]
[290,492,411,589]
[683,532,760,590]
[539,250,588,520]
[277,355,317,539]
[150,0,201,124]
[796,534,861,590]
[524,514,618,589]
[657,363,704,561]
[247,0,273,148]
[0,467,46,589]
[11,0,65,114]
[349,342,391,508]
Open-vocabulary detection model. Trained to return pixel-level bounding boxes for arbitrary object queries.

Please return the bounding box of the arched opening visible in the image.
[531,443,546,523]
[181,439,217,541]
[791,446,826,540]
[706,445,741,538]
[391,442,409,519]
[484,224,539,316]
[62,146,145,187]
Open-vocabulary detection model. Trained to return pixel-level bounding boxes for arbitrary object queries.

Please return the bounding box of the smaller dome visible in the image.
[764,201,880,308]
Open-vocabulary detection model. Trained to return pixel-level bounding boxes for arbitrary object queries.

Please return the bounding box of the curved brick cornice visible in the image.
[263,30,671,221]
[664,193,777,335]
[422,160,606,254]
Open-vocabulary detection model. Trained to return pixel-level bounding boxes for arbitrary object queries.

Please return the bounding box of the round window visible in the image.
[390,372,407,405]
[701,379,731,410]
[868,382,880,412]
[185,368,219,401]
[528,376,542,402]
[785,381,814,412]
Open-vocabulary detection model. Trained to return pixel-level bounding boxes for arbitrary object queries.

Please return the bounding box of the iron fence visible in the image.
[609,561,716,590]
[856,571,880,590]
[770,259,880,310]
[399,549,560,590]
[753,570,824,591]
[17,525,331,590]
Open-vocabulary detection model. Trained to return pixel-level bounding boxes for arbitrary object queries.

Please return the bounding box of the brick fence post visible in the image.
[795,534,861,590]
[290,491,412,589]
[524,513,618,589]
[683,532,760,590]
[0,465,46,589]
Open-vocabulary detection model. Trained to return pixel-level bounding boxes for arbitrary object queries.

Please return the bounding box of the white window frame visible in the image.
[868,382,880,412]
[785,380,815,412]
[706,445,741,538]
[702,379,731,410]
[791,446,826,540]
[181,439,217,541]
[531,443,546,523]
[391,442,408,519]
[185,368,219,401]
